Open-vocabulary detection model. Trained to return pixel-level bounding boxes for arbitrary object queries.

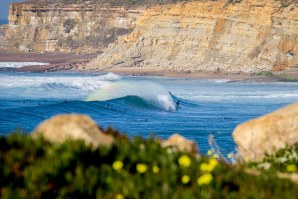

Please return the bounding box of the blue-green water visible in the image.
[0,71,297,154]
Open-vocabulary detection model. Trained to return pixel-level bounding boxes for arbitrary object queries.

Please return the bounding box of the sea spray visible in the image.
[86,80,177,111]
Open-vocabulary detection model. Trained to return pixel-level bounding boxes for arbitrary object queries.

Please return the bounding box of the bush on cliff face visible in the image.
[63,19,76,33]
[0,133,298,199]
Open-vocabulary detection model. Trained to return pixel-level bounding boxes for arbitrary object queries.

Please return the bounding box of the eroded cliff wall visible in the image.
[5,1,144,53]
[88,0,298,73]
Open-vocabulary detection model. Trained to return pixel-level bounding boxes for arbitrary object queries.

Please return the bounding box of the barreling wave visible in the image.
[86,80,177,111]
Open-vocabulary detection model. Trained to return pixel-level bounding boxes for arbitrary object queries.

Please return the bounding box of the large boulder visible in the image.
[32,114,114,147]
[233,102,298,162]
[161,134,198,154]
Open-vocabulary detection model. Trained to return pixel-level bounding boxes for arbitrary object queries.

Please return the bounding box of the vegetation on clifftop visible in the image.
[25,0,298,6]
[1,131,298,199]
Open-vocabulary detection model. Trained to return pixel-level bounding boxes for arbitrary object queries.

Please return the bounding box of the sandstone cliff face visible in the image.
[5,1,144,53]
[88,0,298,73]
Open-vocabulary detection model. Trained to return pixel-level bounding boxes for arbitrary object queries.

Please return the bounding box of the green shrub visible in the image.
[279,76,298,82]
[0,133,298,198]
[63,19,76,33]
[248,143,298,174]
[256,71,273,76]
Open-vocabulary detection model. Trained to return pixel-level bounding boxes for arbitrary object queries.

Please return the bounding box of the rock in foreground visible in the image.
[233,102,298,162]
[162,133,198,154]
[33,114,114,147]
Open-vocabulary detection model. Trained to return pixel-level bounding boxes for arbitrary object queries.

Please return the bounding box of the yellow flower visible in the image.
[116,194,124,199]
[200,158,218,173]
[152,165,160,173]
[212,154,219,159]
[197,173,213,186]
[209,158,218,168]
[136,163,148,174]
[200,163,210,172]
[286,164,297,173]
[113,161,123,171]
[207,150,213,156]
[181,175,190,184]
[178,155,191,168]
[227,153,233,159]
[245,157,251,162]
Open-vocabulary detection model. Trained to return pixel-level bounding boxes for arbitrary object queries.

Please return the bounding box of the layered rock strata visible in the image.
[5,1,144,53]
[88,0,298,73]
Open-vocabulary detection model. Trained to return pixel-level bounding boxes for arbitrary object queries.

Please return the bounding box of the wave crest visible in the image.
[1,73,121,90]
[0,62,49,68]
[86,80,176,111]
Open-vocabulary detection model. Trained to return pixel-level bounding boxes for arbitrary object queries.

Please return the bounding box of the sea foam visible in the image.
[0,62,49,68]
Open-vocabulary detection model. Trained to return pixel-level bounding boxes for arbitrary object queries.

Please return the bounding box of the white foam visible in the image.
[87,80,176,111]
[0,73,121,90]
[205,79,231,83]
[0,62,49,68]
[177,91,298,102]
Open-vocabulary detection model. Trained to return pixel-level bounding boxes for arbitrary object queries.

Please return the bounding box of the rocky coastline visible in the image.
[0,0,297,76]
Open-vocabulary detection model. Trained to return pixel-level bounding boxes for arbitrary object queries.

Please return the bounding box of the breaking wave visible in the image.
[0,62,49,68]
[0,73,121,90]
[86,80,177,111]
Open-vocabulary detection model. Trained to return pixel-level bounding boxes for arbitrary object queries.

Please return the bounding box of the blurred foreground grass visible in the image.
[0,131,297,199]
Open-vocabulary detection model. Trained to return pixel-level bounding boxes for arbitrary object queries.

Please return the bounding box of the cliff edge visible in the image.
[5,0,145,53]
[88,0,298,73]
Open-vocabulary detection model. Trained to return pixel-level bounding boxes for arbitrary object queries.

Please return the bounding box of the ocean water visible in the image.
[0,70,298,154]
[0,19,8,25]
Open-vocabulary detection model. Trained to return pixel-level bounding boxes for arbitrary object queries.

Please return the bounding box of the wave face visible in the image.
[1,72,298,154]
[87,80,176,111]
[0,62,49,68]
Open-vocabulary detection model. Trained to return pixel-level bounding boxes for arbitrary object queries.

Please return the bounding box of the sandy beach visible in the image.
[102,67,283,82]
[0,51,98,72]
[1,51,297,82]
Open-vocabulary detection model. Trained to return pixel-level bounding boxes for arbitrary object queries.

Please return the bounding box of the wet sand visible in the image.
[102,67,282,82]
[0,51,98,72]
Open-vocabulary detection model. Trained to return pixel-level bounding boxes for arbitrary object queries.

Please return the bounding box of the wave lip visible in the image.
[86,80,177,111]
[0,62,49,68]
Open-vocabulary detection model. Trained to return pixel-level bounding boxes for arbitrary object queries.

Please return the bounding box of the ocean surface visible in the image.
[1,67,298,154]
[0,19,8,25]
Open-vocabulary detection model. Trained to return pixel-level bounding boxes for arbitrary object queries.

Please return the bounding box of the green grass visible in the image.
[0,132,298,199]
[256,71,273,76]
[279,76,298,82]
[248,143,298,174]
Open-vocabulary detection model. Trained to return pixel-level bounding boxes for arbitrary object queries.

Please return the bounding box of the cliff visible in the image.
[88,0,298,73]
[5,1,145,53]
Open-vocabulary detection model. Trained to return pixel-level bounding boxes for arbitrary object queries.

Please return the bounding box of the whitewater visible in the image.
[0,62,49,68]
[1,71,298,154]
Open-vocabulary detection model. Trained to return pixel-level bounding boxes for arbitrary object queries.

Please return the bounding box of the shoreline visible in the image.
[102,67,282,82]
[0,51,98,72]
[0,51,297,82]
